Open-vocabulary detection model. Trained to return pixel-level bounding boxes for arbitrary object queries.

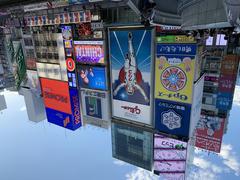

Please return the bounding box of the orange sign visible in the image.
[40,78,71,114]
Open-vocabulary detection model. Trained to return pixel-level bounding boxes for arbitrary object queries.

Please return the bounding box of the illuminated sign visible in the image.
[68,72,77,88]
[109,28,153,125]
[66,58,75,71]
[41,78,71,114]
[78,65,107,90]
[74,41,104,64]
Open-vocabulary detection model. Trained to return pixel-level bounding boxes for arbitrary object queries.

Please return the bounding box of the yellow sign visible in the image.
[154,55,195,104]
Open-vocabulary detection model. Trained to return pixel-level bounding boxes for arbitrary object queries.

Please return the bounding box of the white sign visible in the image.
[112,99,151,125]
[36,63,62,81]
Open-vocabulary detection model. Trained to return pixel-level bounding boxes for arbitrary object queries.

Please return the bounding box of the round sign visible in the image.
[66,58,75,72]
[161,66,187,92]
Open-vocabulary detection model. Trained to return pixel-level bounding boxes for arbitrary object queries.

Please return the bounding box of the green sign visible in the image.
[15,45,27,89]
[156,35,195,43]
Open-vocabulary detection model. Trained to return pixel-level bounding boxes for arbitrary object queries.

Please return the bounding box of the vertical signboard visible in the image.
[195,115,225,153]
[109,27,153,125]
[155,36,197,104]
[154,35,198,137]
[154,134,187,179]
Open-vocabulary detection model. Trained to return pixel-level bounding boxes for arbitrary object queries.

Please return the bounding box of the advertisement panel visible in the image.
[195,116,225,153]
[155,42,197,104]
[155,99,191,137]
[109,27,153,125]
[77,65,107,90]
[154,134,187,179]
[36,63,62,80]
[40,78,71,114]
[81,89,110,121]
[74,41,104,64]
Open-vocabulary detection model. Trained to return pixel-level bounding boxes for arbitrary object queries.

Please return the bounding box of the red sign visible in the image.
[40,78,71,114]
[66,58,75,71]
[195,115,225,153]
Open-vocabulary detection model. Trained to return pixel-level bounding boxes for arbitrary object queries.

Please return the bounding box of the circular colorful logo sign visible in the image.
[66,58,75,72]
[161,66,187,92]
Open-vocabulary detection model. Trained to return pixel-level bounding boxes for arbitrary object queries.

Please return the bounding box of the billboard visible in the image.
[74,41,104,64]
[40,78,71,114]
[195,116,225,153]
[154,134,187,179]
[81,89,110,121]
[155,99,191,137]
[77,65,107,90]
[155,42,197,104]
[109,27,153,125]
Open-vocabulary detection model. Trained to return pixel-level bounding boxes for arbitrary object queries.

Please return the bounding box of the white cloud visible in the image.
[233,85,240,106]
[113,159,128,166]
[187,168,218,180]
[193,157,224,174]
[20,106,26,111]
[219,144,240,176]
[126,168,158,180]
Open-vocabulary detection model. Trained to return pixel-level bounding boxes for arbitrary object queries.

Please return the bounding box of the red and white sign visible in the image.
[40,78,71,114]
[195,115,225,153]
[66,58,75,72]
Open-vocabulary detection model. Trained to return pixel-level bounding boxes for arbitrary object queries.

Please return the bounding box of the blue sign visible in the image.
[78,65,107,90]
[45,88,82,131]
[69,88,82,127]
[68,72,77,88]
[216,92,233,110]
[68,0,88,4]
[155,99,191,137]
[110,29,152,106]
[157,44,197,55]
[46,108,81,131]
